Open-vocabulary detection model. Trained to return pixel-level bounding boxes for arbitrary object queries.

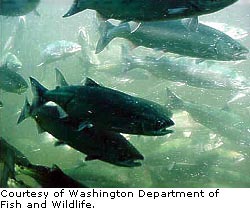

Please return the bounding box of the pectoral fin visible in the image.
[167,7,188,15]
[77,121,93,131]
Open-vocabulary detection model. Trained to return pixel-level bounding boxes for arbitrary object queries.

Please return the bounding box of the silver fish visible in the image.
[96,19,249,61]
[37,40,82,67]
[122,49,250,90]
[166,88,250,144]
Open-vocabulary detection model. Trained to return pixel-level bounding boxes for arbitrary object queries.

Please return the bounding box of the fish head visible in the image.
[93,130,144,167]
[3,53,22,71]
[146,117,175,136]
[6,60,23,71]
[4,76,28,94]
[128,114,174,136]
[6,61,22,71]
[17,164,50,186]
[107,147,144,167]
[15,80,28,94]
[215,38,249,61]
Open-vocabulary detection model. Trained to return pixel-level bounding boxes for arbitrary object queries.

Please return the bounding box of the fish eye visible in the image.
[156,120,164,129]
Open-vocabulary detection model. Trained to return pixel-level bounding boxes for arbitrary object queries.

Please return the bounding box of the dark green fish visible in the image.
[0,65,28,94]
[17,164,88,188]
[0,0,40,16]
[0,137,86,188]
[63,0,238,21]
[18,97,144,167]
[29,76,174,136]
[0,137,31,187]
[96,19,249,61]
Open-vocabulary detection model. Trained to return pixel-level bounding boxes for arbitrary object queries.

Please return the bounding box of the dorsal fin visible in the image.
[85,78,100,87]
[55,68,69,87]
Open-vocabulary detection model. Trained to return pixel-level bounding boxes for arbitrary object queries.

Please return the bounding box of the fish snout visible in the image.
[155,118,174,130]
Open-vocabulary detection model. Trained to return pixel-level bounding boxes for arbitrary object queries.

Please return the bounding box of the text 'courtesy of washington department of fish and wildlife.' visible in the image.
[0,189,221,209]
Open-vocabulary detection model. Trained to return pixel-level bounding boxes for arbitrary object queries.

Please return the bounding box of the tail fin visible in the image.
[29,77,48,108]
[166,88,184,110]
[95,21,116,54]
[63,0,83,18]
[17,98,31,124]
[55,68,69,87]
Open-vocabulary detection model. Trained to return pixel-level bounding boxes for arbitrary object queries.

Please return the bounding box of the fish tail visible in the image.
[166,88,184,110]
[95,21,116,54]
[63,0,84,18]
[29,77,48,108]
[55,68,69,87]
[17,97,31,124]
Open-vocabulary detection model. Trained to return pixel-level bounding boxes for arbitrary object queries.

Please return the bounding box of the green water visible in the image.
[0,0,250,187]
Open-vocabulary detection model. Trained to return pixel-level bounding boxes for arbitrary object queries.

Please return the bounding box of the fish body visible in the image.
[3,16,27,53]
[17,164,88,188]
[123,53,250,90]
[0,0,40,16]
[30,76,174,136]
[63,0,238,21]
[96,20,249,61]
[0,65,28,94]
[38,40,82,66]
[0,137,30,187]
[166,88,250,143]
[18,100,144,167]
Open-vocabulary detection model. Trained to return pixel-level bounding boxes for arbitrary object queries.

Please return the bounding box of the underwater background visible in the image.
[0,0,250,187]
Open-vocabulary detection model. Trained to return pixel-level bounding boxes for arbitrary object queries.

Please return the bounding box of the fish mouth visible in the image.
[16,65,22,69]
[233,49,249,60]
[117,159,143,167]
[147,118,175,136]
[148,128,174,136]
